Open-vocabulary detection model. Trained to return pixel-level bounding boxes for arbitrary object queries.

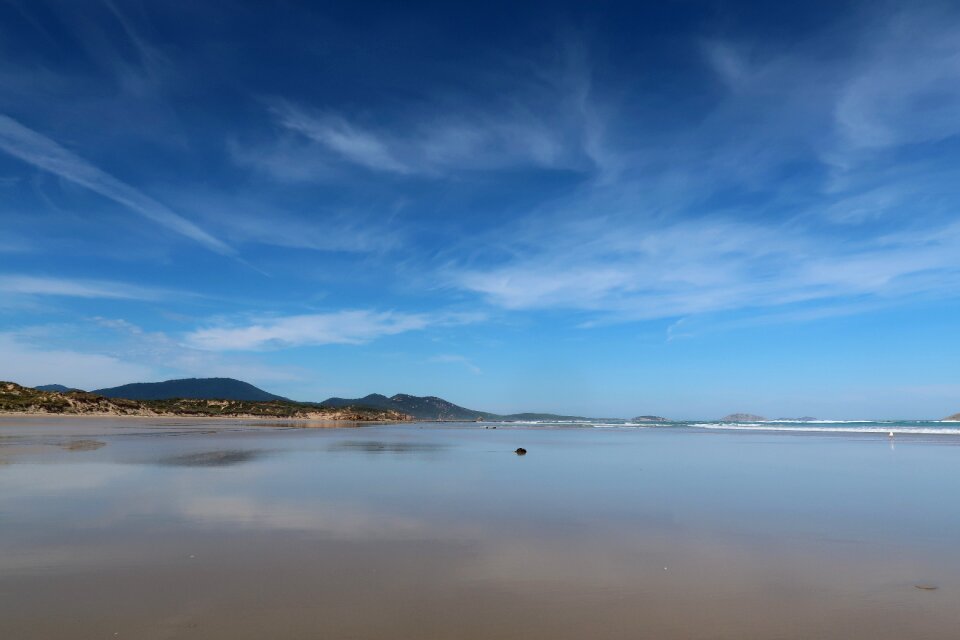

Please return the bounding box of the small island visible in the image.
[945,413,960,421]
[722,413,766,422]
[632,415,668,422]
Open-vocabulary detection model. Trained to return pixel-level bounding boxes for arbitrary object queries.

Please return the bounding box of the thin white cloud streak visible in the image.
[260,100,588,178]
[186,310,437,351]
[0,114,232,254]
[181,189,403,254]
[249,46,606,181]
[450,216,960,321]
[430,354,482,375]
[273,105,410,174]
[0,275,169,301]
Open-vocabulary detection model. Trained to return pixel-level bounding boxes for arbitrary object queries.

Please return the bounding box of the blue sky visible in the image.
[1,0,959,419]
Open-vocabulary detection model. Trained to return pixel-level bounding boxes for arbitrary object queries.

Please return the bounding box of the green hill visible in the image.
[93,377,287,402]
[35,384,83,392]
[321,393,489,420]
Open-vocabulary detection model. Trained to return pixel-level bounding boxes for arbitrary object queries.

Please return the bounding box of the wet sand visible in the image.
[1,417,959,639]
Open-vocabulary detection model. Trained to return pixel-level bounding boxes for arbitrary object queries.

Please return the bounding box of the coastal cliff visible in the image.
[0,382,411,421]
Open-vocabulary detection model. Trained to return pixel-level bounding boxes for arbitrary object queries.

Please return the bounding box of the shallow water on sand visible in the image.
[1,417,959,639]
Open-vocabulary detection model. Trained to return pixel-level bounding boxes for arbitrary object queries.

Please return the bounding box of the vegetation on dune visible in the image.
[0,382,411,421]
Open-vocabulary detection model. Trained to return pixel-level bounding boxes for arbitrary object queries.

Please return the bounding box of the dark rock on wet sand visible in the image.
[515,447,527,455]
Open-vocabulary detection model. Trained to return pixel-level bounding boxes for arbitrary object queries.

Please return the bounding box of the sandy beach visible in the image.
[1,417,958,639]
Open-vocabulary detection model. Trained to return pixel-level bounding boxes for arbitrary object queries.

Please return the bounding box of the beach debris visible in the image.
[515,447,527,455]
[914,584,938,591]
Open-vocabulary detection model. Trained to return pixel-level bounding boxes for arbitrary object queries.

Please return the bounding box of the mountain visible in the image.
[35,384,83,393]
[722,413,766,422]
[0,382,409,420]
[321,393,396,411]
[92,377,288,402]
[321,393,490,420]
[945,413,960,421]
[320,392,588,422]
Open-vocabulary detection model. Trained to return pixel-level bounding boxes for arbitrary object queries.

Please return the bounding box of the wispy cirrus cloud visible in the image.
[0,274,171,301]
[174,188,404,254]
[272,104,411,174]
[429,353,482,375]
[246,99,592,180]
[440,8,960,327]
[832,8,960,156]
[0,114,231,254]
[450,213,960,323]
[186,310,438,351]
[241,45,606,181]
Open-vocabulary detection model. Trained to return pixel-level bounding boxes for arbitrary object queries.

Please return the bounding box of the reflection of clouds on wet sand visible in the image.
[0,462,134,493]
[177,495,428,538]
[328,440,448,454]
[156,449,266,467]
[0,436,106,457]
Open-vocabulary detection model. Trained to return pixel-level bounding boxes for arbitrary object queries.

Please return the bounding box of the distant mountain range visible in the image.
[36,384,83,393]
[92,378,288,402]
[39,377,592,421]
[320,392,588,421]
